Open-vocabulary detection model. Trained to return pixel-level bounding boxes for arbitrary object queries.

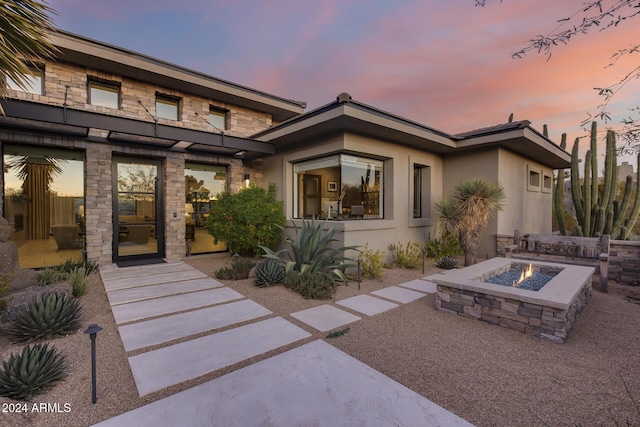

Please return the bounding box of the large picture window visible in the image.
[3,145,84,268]
[293,154,383,219]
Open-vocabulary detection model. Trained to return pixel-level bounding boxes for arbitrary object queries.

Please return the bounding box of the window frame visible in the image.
[542,172,552,193]
[155,93,181,121]
[527,165,541,192]
[6,64,44,95]
[208,107,228,131]
[88,78,121,109]
[292,153,384,220]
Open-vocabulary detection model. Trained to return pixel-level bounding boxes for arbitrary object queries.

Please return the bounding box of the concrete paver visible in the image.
[93,340,474,427]
[399,279,438,294]
[118,299,272,352]
[372,285,428,303]
[128,317,311,396]
[336,294,398,316]
[290,304,361,332]
[107,277,223,305]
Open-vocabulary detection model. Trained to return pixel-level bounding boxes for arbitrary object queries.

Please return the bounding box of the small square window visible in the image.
[208,108,227,131]
[6,65,43,95]
[155,95,180,121]
[527,165,541,192]
[89,81,120,109]
[542,173,552,193]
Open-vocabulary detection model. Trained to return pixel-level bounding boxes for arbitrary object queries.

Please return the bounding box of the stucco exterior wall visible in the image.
[441,148,554,259]
[443,149,500,258]
[265,132,444,263]
[496,148,553,236]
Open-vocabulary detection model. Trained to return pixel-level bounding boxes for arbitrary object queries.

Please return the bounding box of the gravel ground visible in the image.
[1,254,639,427]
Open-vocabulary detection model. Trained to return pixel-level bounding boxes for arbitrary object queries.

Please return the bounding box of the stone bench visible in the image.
[504,230,609,292]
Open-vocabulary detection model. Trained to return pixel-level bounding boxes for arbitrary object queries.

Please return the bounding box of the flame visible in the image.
[512,263,534,287]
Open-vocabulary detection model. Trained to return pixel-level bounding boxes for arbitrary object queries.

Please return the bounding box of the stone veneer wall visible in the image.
[2,58,283,266]
[497,234,640,286]
[435,283,592,343]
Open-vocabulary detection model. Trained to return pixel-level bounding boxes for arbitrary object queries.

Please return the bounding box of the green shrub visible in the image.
[206,184,285,256]
[0,274,11,296]
[68,267,88,297]
[215,257,255,280]
[4,293,82,343]
[436,255,458,269]
[283,271,335,300]
[388,241,426,269]
[254,258,285,287]
[0,343,67,401]
[358,244,385,279]
[54,259,98,276]
[426,230,463,259]
[260,217,359,291]
[37,267,65,287]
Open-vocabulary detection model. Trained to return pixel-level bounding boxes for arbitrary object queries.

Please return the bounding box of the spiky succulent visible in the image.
[5,293,82,343]
[0,343,67,401]
[254,258,285,287]
[436,256,458,270]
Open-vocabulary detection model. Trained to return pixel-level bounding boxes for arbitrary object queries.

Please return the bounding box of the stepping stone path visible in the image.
[97,262,473,426]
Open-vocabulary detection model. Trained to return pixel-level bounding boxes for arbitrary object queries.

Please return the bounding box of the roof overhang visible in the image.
[48,30,305,122]
[454,127,571,169]
[0,99,274,159]
[254,101,456,153]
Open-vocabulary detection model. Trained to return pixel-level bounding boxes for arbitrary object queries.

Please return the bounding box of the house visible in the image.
[1,30,570,268]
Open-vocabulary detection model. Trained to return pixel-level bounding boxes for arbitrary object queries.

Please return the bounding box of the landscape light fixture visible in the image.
[84,323,103,404]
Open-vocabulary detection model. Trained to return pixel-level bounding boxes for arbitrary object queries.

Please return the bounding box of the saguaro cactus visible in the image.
[553,133,567,235]
[568,122,640,239]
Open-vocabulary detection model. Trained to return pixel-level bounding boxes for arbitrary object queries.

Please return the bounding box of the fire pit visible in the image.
[427,258,594,343]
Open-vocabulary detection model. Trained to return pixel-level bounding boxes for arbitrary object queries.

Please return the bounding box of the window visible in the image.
[6,65,43,95]
[185,163,227,254]
[527,166,541,192]
[413,164,431,218]
[89,80,120,109]
[155,94,180,120]
[208,107,227,131]
[542,173,552,193]
[293,154,383,219]
[3,144,84,269]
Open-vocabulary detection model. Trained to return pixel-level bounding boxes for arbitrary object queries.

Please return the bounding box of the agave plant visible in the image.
[254,258,285,287]
[0,343,67,401]
[259,217,359,285]
[436,255,458,270]
[5,293,82,343]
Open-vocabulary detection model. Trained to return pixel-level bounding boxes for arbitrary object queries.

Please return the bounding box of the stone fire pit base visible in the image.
[427,258,594,343]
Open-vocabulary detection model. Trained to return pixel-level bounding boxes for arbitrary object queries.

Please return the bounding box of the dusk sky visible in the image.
[47,0,639,166]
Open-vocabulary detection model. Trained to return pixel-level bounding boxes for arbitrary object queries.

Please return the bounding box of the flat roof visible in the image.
[49,30,306,122]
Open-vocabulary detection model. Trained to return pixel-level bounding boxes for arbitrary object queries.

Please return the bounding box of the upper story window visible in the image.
[527,165,541,192]
[6,64,44,95]
[208,107,228,131]
[88,79,120,109]
[293,154,383,219]
[155,94,180,121]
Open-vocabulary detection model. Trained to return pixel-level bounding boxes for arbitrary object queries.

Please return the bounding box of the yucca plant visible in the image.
[259,217,359,286]
[254,258,285,287]
[0,343,67,401]
[436,255,458,270]
[5,293,82,343]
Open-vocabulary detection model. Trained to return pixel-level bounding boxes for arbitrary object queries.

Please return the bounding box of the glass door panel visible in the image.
[114,159,162,259]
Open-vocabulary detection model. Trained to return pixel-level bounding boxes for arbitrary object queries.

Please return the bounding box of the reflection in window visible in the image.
[89,80,119,109]
[413,164,431,219]
[155,95,179,120]
[6,65,43,95]
[208,108,227,131]
[293,154,383,219]
[3,145,84,268]
[185,163,227,254]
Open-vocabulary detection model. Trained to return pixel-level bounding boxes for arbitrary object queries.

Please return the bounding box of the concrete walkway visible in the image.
[95,260,474,426]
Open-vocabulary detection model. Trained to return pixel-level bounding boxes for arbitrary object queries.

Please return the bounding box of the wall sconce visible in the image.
[243,174,250,188]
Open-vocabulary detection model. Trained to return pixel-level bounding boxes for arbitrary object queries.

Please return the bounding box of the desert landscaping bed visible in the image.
[1,254,639,427]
